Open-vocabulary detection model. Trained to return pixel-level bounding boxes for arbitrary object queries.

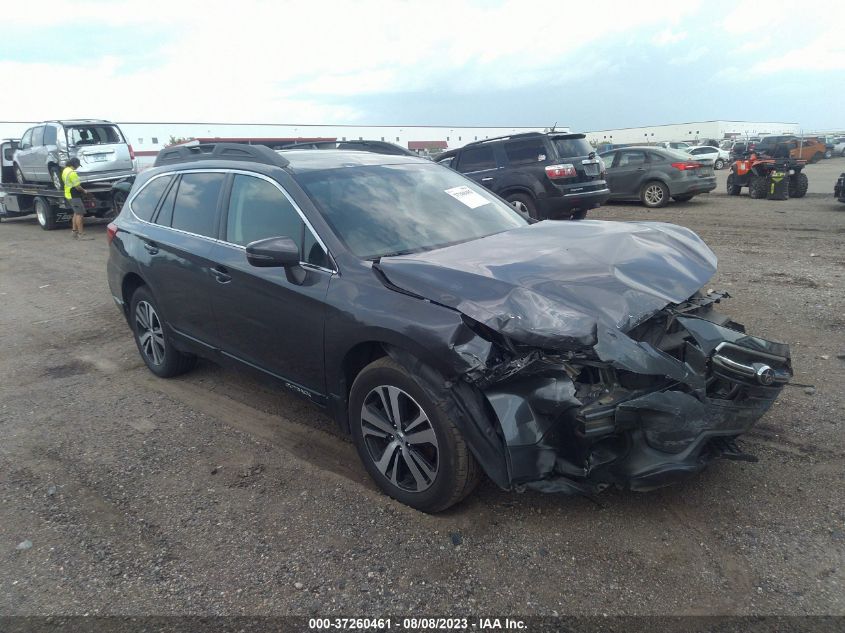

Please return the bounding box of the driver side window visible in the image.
[20,129,32,150]
[225,174,330,268]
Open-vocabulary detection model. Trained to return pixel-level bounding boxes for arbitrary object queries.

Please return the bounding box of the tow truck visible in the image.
[1,138,124,230]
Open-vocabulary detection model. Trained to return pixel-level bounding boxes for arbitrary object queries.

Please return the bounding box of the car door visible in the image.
[15,128,34,177]
[454,144,500,191]
[28,126,47,181]
[134,171,225,349]
[207,172,332,397]
[607,150,649,197]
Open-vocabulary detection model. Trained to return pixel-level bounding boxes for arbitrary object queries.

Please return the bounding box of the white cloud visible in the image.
[653,29,688,46]
[0,0,707,122]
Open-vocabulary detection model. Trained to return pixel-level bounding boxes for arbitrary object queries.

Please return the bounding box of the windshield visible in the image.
[67,125,124,146]
[298,163,527,259]
[550,136,593,158]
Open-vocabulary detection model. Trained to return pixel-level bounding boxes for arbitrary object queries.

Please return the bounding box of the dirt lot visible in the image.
[1,158,844,617]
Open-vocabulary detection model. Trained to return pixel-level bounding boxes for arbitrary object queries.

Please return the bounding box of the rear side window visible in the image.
[504,139,547,165]
[43,126,57,145]
[171,173,225,238]
[131,175,173,222]
[457,146,496,172]
[31,126,45,147]
[225,175,302,247]
[618,151,647,166]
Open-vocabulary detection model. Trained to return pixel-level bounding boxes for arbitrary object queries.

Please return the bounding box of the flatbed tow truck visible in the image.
[1,138,125,230]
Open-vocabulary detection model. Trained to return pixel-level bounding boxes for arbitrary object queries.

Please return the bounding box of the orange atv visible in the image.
[726,148,808,199]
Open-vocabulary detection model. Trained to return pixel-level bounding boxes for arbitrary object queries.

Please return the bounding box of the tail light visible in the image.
[106,222,118,244]
[671,161,702,171]
[545,164,577,179]
[128,144,135,160]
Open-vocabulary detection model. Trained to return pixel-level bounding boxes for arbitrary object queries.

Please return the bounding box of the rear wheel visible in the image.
[14,164,26,184]
[349,357,480,513]
[570,209,588,220]
[34,197,57,231]
[640,181,669,208]
[824,149,832,159]
[112,190,128,216]
[129,286,197,378]
[49,166,62,190]
[506,193,537,219]
[788,172,808,198]
[672,194,694,202]
[810,152,823,164]
[714,158,725,170]
[726,172,741,195]
[748,174,767,199]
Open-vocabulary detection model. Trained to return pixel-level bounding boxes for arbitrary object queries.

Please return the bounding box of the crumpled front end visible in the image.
[468,292,792,494]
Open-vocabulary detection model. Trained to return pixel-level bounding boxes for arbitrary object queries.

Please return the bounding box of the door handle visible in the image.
[211,266,232,284]
[142,241,159,255]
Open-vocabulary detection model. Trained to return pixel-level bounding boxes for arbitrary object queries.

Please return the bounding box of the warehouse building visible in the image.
[585,120,800,146]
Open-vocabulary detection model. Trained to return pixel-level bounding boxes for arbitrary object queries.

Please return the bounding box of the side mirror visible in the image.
[245,236,300,268]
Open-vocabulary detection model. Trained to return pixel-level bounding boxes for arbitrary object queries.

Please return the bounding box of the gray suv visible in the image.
[13,119,136,189]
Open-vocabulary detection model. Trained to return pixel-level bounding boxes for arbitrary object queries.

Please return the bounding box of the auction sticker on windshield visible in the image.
[444,185,490,209]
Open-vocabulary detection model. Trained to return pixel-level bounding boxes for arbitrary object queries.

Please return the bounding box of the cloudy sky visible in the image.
[3,0,843,130]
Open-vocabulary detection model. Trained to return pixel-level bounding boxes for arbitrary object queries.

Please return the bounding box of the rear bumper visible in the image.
[78,169,137,184]
[669,177,717,197]
[539,187,611,219]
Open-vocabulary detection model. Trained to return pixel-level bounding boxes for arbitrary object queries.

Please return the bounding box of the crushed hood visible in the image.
[376,220,717,349]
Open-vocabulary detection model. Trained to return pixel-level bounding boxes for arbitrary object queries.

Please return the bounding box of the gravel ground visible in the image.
[1,158,843,617]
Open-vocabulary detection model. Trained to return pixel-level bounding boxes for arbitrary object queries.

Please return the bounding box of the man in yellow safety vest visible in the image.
[62,158,89,239]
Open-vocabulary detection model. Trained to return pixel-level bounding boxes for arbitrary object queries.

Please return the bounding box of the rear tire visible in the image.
[810,152,823,164]
[34,197,57,231]
[49,166,62,190]
[748,174,767,199]
[14,164,26,184]
[672,194,694,202]
[349,357,480,513]
[714,158,725,170]
[726,172,741,196]
[788,172,808,198]
[824,149,832,159]
[570,209,588,220]
[506,193,538,219]
[129,286,197,378]
[640,180,669,208]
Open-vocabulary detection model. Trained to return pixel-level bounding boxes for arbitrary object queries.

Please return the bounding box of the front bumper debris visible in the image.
[471,293,791,495]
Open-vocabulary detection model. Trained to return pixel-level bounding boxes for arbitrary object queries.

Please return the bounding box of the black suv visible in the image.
[436,132,610,220]
[107,143,791,512]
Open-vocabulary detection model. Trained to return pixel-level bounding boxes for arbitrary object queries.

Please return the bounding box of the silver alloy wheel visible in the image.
[35,200,47,227]
[50,169,62,190]
[644,183,665,206]
[14,165,25,184]
[715,159,724,169]
[135,300,166,366]
[360,385,439,492]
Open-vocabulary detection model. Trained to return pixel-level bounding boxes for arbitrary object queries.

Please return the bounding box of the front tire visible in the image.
[788,172,809,198]
[14,164,26,184]
[810,152,823,164]
[129,286,196,378]
[726,172,741,195]
[748,174,767,199]
[349,357,479,513]
[640,180,669,208]
[506,193,537,219]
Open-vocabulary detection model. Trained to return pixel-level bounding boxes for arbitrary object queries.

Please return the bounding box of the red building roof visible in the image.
[408,140,448,150]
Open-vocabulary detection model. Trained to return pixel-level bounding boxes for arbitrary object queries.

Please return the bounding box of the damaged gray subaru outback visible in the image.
[107,144,792,513]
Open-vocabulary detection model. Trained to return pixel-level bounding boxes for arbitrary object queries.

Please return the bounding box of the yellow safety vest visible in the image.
[62,166,81,200]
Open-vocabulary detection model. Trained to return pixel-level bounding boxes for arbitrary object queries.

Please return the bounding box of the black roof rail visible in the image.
[153,142,290,168]
[459,131,546,149]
